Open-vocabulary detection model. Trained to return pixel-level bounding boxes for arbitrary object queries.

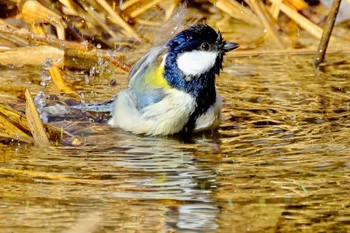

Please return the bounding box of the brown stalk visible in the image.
[245,0,285,49]
[129,0,164,18]
[314,0,342,68]
[0,25,93,50]
[85,4,120,39]
[268,0,323,39]
[59,0,118,40]
[165,0,181,21]
[96,0,142,41]
[0,45,64,67]
[0,25,131,72]
[0,105,34,144]
[48,65,77,95]
[270,0,282,19]
[119,0,143,11]
[210,0,261,26]
[25,89,51,146]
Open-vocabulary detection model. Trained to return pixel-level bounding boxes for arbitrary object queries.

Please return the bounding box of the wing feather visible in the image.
[128,46,170,110]
[129,46,167,85]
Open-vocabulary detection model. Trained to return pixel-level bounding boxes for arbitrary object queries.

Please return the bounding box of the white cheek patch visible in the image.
[177,51,218,76]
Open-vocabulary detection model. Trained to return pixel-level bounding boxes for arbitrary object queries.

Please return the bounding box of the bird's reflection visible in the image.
[109,133,219,231]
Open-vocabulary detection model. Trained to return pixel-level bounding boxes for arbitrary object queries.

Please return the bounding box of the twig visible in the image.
[313,0,342,68]
[129,0,164,18]
[0,25,131,72]
[165,0,181,21]
[0,45,64,67]
[0,25,93,50]
[49,65,77,95]
[268,0,323,39]
[25,89,51,146]
[270,0,282,19]
[0,105,34,144]
[96,0,142,41]
[210,0,261,26]
[120,0,143,11]
[245,0,285,49]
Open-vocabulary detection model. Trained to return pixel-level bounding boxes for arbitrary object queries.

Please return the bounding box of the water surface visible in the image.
[0,53,349,232]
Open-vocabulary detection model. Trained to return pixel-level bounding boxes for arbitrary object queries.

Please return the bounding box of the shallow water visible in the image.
[0,53,349,232]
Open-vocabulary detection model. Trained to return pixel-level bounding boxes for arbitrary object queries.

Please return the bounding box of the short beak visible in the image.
[223,42,239,52]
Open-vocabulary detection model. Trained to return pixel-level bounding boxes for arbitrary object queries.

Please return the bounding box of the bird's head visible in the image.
[165,24,239,78]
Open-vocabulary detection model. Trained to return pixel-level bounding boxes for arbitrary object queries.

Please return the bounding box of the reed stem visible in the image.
[313,0,342,68]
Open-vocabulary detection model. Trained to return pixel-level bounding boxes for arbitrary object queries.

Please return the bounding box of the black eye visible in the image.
[200,42,210,51]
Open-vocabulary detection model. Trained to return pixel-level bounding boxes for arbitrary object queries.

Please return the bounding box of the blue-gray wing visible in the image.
[129,46,167,85]
[128,46,168,110]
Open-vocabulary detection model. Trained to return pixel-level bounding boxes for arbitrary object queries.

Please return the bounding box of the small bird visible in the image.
[108,24,239,135]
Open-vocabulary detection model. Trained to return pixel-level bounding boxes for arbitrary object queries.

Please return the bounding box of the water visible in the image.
[0,53,349,232]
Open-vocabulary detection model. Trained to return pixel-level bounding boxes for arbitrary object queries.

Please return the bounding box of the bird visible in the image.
[79,24,239,135]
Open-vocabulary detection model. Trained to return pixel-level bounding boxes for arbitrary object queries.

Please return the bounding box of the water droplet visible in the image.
[97,57,104,66]
[314,118,325,124]
[7,64,15,69]
[40,71,51,87]
[82,40,89,48]
[42,58,53,71]
[89,66,97,76]
[257,97,264,102]
[34,91,47,114]
[85,74,90,84]
[40,112,49,123]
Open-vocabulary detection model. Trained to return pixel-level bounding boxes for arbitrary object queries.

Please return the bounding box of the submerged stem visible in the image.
[313,0,342,68]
